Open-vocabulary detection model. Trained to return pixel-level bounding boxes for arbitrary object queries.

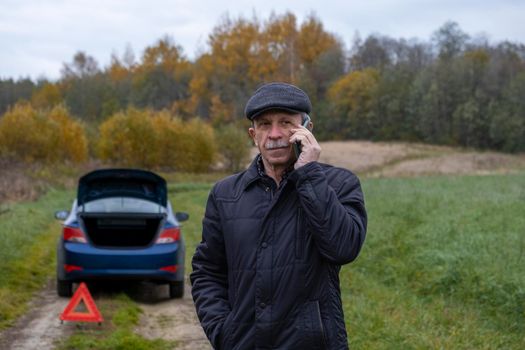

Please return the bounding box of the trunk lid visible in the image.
[78,169,167,207]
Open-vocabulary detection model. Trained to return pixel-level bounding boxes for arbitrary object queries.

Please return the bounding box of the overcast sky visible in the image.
[1,0,524,81]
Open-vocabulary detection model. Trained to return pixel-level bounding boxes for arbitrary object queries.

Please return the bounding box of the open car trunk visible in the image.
[75,169,169,248]
[80,212,164,248]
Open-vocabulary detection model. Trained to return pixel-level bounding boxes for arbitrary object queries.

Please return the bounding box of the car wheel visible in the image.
[169,281,184,298]
[57,279,73,297]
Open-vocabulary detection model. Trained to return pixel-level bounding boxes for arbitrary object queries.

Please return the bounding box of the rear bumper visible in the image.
[60,242,184,282]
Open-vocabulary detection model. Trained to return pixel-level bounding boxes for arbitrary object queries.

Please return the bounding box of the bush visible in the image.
[151,112,185,167]
[98,108,217,171]
[0,103,88,164]
[48,105,89,163]
[177,119,217,172]
[215,125,251,172]
[97,108,158,168]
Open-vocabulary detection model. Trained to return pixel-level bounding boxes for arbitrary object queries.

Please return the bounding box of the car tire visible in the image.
[57,279,73,297]
[169,281,184,298]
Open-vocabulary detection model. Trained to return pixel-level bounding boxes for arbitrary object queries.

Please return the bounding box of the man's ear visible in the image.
[308,121,314,131]
[248,128,257,146]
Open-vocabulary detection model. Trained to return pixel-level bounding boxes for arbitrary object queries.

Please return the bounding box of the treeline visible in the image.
[1,13,525,152]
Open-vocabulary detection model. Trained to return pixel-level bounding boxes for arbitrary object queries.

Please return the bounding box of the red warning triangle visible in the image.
[60,282,103,323]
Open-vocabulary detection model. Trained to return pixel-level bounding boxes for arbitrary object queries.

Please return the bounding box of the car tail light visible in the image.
[160,265,178,273]
[156,227,180,244]
[64,264,83,272]
[63,226,87,243]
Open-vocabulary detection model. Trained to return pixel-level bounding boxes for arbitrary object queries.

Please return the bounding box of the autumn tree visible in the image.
[101,45,137,118]
[296,14,345,103]
[31,82,62,109]
[327,68,380,139]
[61,51,109,122]
[197,16,261,118]
[131,36,192,110]
[188,12,345,124]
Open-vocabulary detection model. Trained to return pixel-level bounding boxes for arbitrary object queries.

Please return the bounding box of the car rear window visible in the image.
[80,197,166,214]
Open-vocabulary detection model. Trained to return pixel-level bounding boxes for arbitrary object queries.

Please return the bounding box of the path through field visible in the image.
[0,280,71,350]
[134,279,210,349]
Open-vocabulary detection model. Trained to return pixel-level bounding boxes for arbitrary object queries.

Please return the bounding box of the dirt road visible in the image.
[134,279,210,349]
[0,280,71,350]
[0,279,210,350]
[1,141,524,349]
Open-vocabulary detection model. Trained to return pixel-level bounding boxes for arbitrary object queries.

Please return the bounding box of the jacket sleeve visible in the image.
[289,162,367,265]
[190,188,230,349]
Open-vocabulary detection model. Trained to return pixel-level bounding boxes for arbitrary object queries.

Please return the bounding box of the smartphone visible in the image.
[293,114,311,159]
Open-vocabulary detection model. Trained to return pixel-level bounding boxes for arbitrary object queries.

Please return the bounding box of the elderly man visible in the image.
[191,82,367,349]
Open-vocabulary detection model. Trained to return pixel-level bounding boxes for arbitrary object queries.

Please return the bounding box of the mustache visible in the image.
[264,140,290,150]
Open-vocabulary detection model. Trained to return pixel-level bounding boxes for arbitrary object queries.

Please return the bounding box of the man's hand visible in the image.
[289,126,321,169]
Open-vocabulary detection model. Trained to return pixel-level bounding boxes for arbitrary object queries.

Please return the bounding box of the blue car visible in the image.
[55,169,188,298]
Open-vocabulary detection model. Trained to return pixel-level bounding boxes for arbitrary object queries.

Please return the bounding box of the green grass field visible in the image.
[0,189,74,329]
[174,173,525,349]
[345,174,525,349]
[1,172,524,348]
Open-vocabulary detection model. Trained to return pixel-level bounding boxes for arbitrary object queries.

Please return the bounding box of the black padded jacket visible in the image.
[191,158,367,349]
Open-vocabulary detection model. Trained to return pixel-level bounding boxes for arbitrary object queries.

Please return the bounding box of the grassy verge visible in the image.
[55,294,175,349]
[169,185,213,270]
[0,189,74,329]
[344,173,525,349]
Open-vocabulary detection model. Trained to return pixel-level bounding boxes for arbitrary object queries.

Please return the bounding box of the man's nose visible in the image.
[268,123,284,138]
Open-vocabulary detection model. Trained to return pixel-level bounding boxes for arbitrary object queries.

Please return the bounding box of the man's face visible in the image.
[248,111,303,169]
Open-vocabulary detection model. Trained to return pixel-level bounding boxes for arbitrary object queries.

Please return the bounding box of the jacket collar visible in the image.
[241,155,264,191]
[241,154,294,191]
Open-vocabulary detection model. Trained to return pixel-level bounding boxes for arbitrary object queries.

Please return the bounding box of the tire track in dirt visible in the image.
[134,278,210,349]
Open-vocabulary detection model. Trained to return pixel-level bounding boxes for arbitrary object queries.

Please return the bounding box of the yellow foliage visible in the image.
[139,36,190,75]
[98,109,217,171]
[210,95,234,125]
[108,57,131,82]
[0,103,88,164]
[31,83,62,109]
[151,111,185,167]
[257,13,298,81]
[98,108,158,168]
[297,15,338,64]
[48,105,89,163]
[215,125,251,172]
[328,68,380,113]
[178,119,216,172]
[188,13,343,116]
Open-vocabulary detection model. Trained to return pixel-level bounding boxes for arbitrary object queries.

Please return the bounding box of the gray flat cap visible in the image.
[245,82,312,120]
